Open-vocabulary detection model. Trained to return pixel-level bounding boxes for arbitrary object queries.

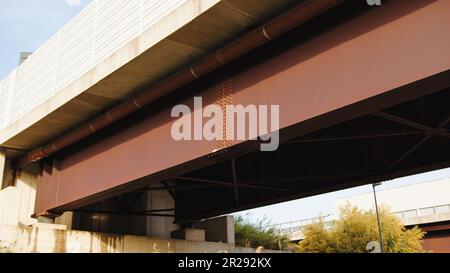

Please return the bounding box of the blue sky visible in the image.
[1,0,449,224]
[0,0,92,79]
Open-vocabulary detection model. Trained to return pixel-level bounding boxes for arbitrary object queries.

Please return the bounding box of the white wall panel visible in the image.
[0,0,188,129]
[0,71,17,129]
[11,63,29,123]
[94,0,141,63]
[57,4,96,90]
[143,0,188,30]
[24,34,59,113]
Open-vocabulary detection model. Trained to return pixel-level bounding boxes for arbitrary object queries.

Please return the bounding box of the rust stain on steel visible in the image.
[35,0,450,215]
[216,79,233,150]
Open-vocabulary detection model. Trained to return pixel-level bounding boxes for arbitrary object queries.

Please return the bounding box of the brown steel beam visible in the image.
[175,176,233,186]
[33,0,450,216]
[125,192,145,208]
[100,200,113,209]
[282,130,424,144]
[161,181,175,200]
[73,209,175,217]
[373,112,450,139]
[112,197,123,209]
[386,116,450,171]
[417,223,450,233]
[175,160,450,223]
[175,176,293,192]
[231,159,239,205]
[134,184,225,192]
[386,137,430,171]
[243,172,376,185]
[0,146,30,152]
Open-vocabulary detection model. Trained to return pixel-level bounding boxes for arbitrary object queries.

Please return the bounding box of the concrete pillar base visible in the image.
[171,228,205,242]
[55,212,73,230]
[193,216,235,244]
[37,216,55,224]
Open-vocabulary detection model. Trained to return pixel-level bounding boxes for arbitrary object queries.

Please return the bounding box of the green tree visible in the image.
[234,215,289,250]
[297,205,425,253]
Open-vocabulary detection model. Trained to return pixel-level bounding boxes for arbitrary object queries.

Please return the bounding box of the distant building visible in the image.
[275,178,450,252]
[19,52,32,65]
[334,178,450,253]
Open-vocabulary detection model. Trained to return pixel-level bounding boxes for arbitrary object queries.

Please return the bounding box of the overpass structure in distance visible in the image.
[272,178,450,253]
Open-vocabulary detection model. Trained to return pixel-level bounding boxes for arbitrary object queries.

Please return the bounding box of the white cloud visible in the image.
[66,0,82,7]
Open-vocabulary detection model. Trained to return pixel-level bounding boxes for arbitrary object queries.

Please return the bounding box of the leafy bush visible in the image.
[234,214,289,250]
[297,204,425,253]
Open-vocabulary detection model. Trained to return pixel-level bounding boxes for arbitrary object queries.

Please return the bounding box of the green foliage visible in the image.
[234,214,289,250]
[297,205,425,253]
[0,241,13,253]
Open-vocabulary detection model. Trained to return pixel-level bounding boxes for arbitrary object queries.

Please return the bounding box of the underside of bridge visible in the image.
[70,86,450,226]
[27,0,450,230]
[173,87,450,223]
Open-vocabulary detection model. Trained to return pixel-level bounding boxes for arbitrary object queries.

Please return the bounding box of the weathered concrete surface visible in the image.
[55,212,73,230]
[33,222,66,230]
[171,228,206,242]
[1,158,13,190]
[0,163,38,227]
[145,184,179,238]
[0,224,286,253]
[0,150,5,187]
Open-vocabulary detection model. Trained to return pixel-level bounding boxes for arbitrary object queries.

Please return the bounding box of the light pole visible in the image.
[372,182,384,253]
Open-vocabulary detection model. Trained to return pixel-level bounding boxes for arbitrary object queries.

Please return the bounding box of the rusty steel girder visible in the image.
[35,0,450,217]
[17,0,343,168]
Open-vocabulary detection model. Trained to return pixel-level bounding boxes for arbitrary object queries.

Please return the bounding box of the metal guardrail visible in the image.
[268,214,334,235]
[269,204,450,237]
[0,0,187,130]
[393,203,450,219]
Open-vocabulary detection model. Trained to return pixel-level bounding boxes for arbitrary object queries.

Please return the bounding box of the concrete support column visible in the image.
[55,212,73,229]
[193,216,235,244]
[14,163,39,226]
[0,149,5,189]
[0,157,38,227]
[146,182,179,238]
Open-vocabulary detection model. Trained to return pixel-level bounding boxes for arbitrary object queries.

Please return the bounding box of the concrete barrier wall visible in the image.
[0,224,286,253]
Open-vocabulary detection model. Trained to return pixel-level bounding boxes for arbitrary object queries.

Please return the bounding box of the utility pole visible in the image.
[372,182,384,253]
